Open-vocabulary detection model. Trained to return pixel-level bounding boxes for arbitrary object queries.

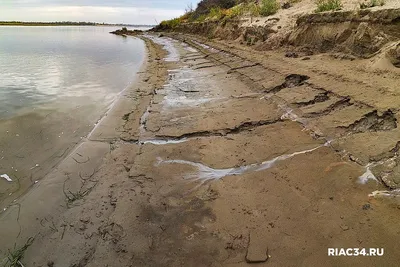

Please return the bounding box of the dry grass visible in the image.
[63,172,98,208]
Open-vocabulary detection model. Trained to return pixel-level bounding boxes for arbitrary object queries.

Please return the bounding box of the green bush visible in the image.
[315,0,342,12]
[229,2,260,17]
[360,0,385,9]
[259,0,279,16]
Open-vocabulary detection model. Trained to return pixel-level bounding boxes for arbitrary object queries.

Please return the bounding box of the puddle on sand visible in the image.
[156,143,328,182]
[140,138,188,145]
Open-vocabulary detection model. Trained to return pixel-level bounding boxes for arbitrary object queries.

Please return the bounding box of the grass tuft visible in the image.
[2,237,34,267]
[260,0,280,16]
[315,0,342,12]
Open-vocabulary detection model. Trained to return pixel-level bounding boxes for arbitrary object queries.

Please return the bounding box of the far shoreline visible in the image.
[0,22,155,27]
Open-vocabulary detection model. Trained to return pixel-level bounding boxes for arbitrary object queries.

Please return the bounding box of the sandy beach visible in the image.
[1,32,400,266]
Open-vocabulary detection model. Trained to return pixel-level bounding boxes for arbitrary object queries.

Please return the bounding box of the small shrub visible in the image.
[260,0,280,16]
[229,4,245,17]
[315,0,342,12]
[196,14,208,22]
[248,2,262,16]
[209,7,225,19]
[360,0,385,9]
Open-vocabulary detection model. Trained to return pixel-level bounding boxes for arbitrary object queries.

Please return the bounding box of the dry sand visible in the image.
[1,32,400,266]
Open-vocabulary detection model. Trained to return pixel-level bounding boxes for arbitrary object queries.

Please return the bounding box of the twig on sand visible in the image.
[62,174,98,208]
[78,169,97,182]
[72,157,90,164]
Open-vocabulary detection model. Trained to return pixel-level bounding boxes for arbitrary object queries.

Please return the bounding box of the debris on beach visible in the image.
[1,174,12,182]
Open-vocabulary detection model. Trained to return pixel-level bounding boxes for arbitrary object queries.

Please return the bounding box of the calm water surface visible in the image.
[0,26,146,208]
[0,26,146,117]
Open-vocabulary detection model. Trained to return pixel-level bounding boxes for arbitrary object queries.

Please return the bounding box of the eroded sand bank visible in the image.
[1,34,400,266]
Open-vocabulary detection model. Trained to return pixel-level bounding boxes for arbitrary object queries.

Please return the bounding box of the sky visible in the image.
[0,0,200,24]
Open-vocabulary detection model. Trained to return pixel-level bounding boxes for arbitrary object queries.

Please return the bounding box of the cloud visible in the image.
[0,0,200,24]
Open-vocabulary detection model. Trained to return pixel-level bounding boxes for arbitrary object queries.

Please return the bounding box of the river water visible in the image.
[0,26,146,209]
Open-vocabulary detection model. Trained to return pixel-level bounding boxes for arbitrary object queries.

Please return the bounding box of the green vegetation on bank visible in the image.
[156,0,387,31]
[156,0,281,31]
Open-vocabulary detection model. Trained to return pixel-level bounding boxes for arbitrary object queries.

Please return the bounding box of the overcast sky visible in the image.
[0,0,200,24]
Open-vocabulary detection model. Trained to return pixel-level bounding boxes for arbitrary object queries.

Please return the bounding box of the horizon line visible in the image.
[0,20,155,26]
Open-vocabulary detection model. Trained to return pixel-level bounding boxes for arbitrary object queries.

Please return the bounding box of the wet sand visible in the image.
[1,34,400,266]
[0,105,99,211]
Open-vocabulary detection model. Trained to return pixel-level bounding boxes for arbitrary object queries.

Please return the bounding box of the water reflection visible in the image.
[0,26,146,118]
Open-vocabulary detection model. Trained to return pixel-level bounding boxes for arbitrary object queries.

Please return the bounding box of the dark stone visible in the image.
[362,203,371,210]
[285,52,299,58]
[246,231,269,263]
[282,2,292,9]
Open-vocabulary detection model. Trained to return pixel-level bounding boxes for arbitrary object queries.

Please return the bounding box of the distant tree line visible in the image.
[0,21,154,27]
